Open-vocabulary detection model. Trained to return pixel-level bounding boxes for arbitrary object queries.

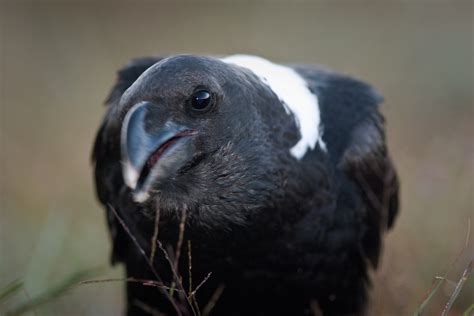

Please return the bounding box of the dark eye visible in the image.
[191,90,212,111]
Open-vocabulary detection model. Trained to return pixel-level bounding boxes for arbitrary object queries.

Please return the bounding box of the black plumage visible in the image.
[92,54,399,316]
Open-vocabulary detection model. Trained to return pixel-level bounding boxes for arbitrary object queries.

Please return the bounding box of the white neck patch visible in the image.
[222,54,326,159]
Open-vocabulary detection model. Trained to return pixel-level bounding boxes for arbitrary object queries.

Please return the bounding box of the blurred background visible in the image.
[1,1,472,315]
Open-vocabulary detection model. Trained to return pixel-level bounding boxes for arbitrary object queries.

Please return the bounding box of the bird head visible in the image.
[112,55,303,227]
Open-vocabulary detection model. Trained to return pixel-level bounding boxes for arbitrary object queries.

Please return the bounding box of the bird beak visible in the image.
[121,101,197,202]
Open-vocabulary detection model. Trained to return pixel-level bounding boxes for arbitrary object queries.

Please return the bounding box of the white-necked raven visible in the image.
[93,54,399,316]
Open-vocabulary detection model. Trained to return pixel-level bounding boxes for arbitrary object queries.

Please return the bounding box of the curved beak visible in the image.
[121,102,197,202]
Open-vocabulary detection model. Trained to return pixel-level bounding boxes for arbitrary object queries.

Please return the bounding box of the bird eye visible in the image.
[190,90,212,111]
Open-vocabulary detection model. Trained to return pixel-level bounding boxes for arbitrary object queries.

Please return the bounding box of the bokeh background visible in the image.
[1,1,472,315]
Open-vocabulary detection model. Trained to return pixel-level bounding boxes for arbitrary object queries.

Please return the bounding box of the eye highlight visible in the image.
[190,90,212,111]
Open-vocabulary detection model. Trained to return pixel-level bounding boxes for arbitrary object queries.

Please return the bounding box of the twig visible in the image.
[190,273,213,298]
[157,241,180,288]
[188,240,193,296]
[156,240,197,316]
[78,277,178,291]
[150,207,161,263]
[107,204,182,316]
[187,240,201,316]
[174,208,188,274]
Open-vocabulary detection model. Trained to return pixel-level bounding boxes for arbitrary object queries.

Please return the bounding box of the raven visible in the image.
[93,54,399,316]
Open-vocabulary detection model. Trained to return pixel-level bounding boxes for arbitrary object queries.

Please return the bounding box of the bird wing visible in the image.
[294,65,399,267]
[92,56,163,264]
[338,111,399,267]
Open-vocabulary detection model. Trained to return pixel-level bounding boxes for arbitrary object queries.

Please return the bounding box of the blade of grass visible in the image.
[0,279,23,303]
[441,260,473,316]
[5,268,98,316]
[463,304,474,316]
[414,219,472,315]
[413,277,445,316]
[201,284,225,316]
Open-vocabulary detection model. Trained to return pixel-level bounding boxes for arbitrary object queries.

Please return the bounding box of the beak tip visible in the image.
[133,191,150,203]
[122,162,151,203]
[123,163,139,190]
